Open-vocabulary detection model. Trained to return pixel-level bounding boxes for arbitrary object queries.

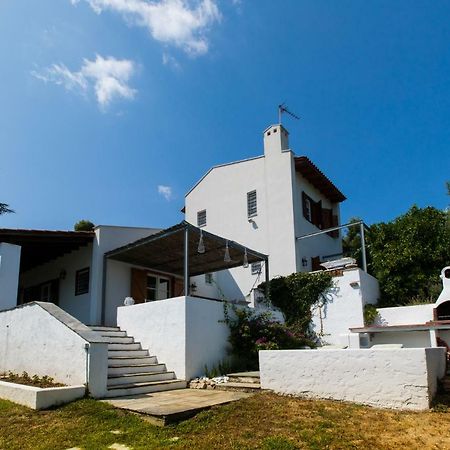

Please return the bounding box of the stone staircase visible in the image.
[90,326,186,398]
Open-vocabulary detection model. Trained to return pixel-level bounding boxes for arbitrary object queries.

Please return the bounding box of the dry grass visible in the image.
[0,392,449,449]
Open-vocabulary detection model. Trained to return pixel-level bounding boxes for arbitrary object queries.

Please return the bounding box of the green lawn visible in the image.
[0,392,449,449]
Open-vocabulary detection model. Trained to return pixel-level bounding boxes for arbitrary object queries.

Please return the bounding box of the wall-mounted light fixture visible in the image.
[302,258,308,267]
[197,229,205,254]
[243,248,249,268]
[224,240,231,262]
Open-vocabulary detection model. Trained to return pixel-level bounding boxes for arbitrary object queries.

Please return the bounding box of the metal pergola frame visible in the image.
[296,220,369,272]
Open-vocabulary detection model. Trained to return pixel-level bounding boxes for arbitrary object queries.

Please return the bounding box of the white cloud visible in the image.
[158,185,173,201]
[162,52,181,70]
[32,55,137,109]
[72,0,221,56]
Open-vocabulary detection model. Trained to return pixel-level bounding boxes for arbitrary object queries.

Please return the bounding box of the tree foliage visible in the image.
[0,203,14,215]
[343,205,450,307]
[74,220,95,231]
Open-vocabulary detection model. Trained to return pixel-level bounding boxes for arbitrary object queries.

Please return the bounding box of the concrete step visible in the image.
[103,336,134,344]
[108,363,166,376]
[108,349,149,358]
[108,342,142,351]
[108,356,158,366]
[108,371,175,386]
[228,375,260,384]
[90,326,120,332]
[104,379,187,398]
[97,330,128,338]
[215,382,261,393]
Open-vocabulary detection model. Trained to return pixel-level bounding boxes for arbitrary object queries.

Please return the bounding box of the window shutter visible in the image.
[312,200,323,228]
[130,268,147,303]
[330,215,339,238]
[311,256,322,271]
[302,192,308,218]
[247,190,257,217]
[197,210,207,227]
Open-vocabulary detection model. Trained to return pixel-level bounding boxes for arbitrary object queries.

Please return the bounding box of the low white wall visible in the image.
[0,243,21,311]
[369,330,432,348]
[260,347,446,410]
[0,302,108,398]
[311,268,380,346]
[117,296,230,380]
[375,304,435,326]
[0,381,85,410]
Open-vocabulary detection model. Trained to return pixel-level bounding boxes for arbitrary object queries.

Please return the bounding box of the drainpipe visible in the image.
[264,258,270,301]
[359,222,368,273]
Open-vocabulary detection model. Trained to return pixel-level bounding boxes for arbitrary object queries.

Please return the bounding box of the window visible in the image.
[251,262,262,275]
[302,191,339,238]
[247,190,257,218]
[146,274,171,301]
[205,273,213,285]
[75,268,90,296]
[197,209,207,227]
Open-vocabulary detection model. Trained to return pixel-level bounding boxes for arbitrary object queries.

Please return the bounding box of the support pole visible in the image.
[184,226,190,296]
[264,258,270,301]
[360,222,368,273]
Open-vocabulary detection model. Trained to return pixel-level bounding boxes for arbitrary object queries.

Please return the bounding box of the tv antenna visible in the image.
[278,103,300,124]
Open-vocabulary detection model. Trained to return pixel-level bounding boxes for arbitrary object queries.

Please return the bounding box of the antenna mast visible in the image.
[278,103,300,124]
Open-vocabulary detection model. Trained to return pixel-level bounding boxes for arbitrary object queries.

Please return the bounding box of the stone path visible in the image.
[103,388,252,425]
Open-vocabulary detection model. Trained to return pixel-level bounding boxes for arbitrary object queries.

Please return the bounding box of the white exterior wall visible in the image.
[293,173,342,272]
[311,268,380,346]
[90,225,159,325]
[186,125,343,303]
[117,296,230,380]
[259,347,446,410]
[375,304,435,326]
[0,243,21,311]
[20,244,93,324]
[0,302,108,397]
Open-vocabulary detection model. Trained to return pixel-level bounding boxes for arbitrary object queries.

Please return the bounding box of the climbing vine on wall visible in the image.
[259,271,333,334]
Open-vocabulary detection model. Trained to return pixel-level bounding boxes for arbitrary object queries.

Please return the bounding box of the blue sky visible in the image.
[1,0,449,231]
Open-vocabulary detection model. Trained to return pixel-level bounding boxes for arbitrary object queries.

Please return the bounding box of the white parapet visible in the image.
[0,302,108,398]
[259,347,446,410]
[117,296,230,380]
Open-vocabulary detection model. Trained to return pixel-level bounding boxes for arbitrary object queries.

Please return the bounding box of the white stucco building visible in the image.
[185,124,346,304]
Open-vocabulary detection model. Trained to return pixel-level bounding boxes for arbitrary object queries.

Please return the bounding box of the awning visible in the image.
[0,229,94,272]
[105,221,268,277]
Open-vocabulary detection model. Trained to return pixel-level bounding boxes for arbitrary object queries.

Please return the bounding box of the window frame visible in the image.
[75,267,90,296]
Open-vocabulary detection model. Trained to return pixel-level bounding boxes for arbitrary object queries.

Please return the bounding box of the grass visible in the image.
[0,392,449,449]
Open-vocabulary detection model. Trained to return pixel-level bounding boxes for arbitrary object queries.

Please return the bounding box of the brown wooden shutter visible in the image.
[130,268,147,303]
[173,278,185,297]
[312,200,323,228]
[311,256,322,271]
[330,214,339,238]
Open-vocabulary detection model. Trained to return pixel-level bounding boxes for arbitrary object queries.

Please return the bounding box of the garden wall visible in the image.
[0,302,108,397]
[117,296,230,380]
[259,347,446,410]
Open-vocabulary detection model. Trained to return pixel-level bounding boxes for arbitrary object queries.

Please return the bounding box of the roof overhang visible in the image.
[295,156,346,203]
[105,221,268,277]
[0,229,95,272]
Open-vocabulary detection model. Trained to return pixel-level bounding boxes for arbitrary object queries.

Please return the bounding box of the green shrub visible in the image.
[363,304,379,326]
[225,307,315,370]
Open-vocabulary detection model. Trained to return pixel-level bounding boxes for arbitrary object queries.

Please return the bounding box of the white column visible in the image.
[0,243,21,310]
[429,328,437,347]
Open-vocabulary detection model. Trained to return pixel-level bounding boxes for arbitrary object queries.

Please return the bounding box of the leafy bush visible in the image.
[225,308,315,370]
[363,304,379,326]
[74,220,95,231]
[259,271,333,333]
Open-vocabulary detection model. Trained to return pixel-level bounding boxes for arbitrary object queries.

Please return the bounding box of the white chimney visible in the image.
[263,124,290,156]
